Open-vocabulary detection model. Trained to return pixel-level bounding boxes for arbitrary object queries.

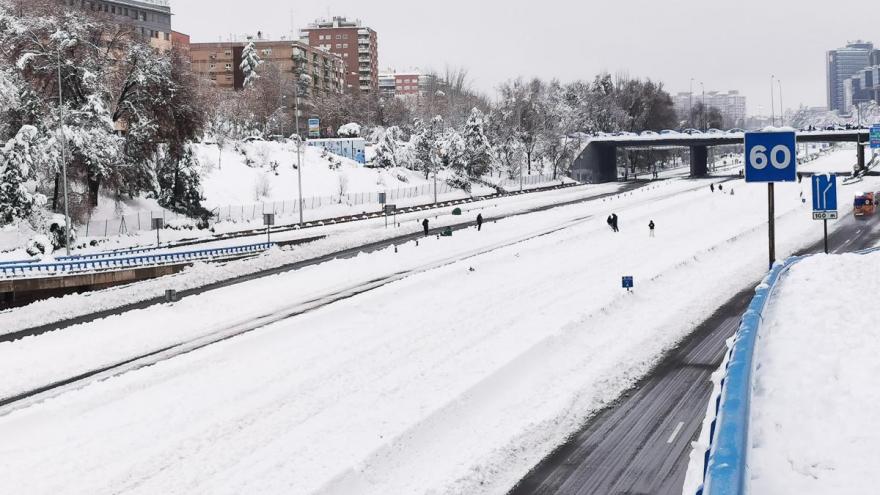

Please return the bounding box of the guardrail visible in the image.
[0,245,170,267]
[695,247,880,495]
[0,243,274,278]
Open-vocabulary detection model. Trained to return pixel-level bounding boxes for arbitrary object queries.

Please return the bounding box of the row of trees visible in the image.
[371,74,679,182]
[0,0,211,234]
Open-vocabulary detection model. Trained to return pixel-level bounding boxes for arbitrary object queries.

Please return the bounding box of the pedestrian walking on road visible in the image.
[476,213,483,231]
[718,184,723,192]
[611,213,619,233]
[648,220,655,238]
[710,183,715,193]
[607,215,614,231]
[422,218,429,237]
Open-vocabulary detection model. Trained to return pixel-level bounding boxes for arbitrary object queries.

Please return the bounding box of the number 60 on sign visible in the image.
[745,131,797,183]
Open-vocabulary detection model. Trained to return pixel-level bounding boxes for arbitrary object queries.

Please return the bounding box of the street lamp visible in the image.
[777,79,784,126]
[689,78,694,128]
[700,82,706,131]
[770,75,776,127]
[57,49,71,256]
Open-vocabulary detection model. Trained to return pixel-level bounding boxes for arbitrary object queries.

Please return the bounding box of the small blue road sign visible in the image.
[871,124,880,149]
[745,131,797,183]
[622,276,634,289]
[811,174,838,212]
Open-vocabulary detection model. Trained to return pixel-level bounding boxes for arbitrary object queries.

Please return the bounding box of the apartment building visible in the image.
[827,41,877,113]
[673,90,747,128]
[189,38,345,96]
[378,69,432,98]
[62,0,173,50]
[299,17,378,95]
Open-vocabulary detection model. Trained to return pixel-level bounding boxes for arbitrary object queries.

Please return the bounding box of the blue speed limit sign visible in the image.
[744,131,797,182]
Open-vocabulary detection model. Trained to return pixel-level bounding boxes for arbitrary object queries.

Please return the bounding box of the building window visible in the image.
[342,34,348,39]
[342,43,348,48]
[336,34,342,39]
[336,44,342,48]
[225,63,232,71]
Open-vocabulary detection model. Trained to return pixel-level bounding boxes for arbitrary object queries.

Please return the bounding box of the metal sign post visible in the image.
[622,276,634,292]
[384,204,396,229]
[263,213,275,243]
[811,174,838,254]
[151,218,164,247]
[745,131,797,269]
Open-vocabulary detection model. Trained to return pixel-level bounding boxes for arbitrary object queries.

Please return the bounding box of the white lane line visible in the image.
[667,421,685,444]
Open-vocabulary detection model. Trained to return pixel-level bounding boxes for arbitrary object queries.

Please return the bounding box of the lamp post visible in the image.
[777,79,784,126]
[294,90,303,226]
[689,78,694,128]
[57,49,71,256]
[770,75,776,127]
[700,82,706,131]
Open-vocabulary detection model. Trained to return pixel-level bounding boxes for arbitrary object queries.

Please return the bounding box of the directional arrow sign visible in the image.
[811,174,838,212]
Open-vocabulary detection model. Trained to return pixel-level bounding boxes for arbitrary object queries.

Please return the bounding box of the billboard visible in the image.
[308,118,321,138]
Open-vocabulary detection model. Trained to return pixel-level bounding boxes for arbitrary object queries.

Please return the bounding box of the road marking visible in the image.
[667,421,685,444]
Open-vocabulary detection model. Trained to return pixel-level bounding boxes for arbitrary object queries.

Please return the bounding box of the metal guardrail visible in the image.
[0,245,169,267]
[0,243,274,278]
[696,246,880,495]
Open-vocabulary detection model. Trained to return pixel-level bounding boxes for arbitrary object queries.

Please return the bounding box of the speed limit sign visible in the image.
[745,131,797,182]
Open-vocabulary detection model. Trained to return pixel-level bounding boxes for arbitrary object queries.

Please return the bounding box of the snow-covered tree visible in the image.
[374,126,405,168]
[0,125,44,224]
[240,41,262,88]
[157,145,206,219]
[462,107,493,177]
[412,116,443,178]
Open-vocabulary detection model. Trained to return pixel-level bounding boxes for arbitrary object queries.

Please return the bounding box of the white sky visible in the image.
[173,0,876,115]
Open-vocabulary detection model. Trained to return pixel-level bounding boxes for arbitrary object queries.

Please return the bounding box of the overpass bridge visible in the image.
[572,129,871,182]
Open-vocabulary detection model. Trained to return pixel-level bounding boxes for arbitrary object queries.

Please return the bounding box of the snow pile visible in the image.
[748,252,880,494]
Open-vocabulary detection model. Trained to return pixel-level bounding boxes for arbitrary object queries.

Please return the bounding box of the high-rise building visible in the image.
[673,90,747,128]
[299,17,378,95]
[189,37,345,97]
[827,41,875,113]
[843,65,880,112]
[62,0,173,50]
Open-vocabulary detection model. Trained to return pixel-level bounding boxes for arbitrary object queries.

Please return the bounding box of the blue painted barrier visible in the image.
[0,242,274,278]
[696,246,880,495]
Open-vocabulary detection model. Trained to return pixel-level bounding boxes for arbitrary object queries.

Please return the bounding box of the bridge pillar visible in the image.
[858,143,866,173]
[690,146,708,177]
[571,143,618,183]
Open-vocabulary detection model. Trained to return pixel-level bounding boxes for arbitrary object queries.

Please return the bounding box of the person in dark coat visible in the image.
[649,220,655,237]
[611,213,619,232]
[710,183,715,193]
[422,218,429,237]
[607,215,614,230]
[718,184,723,192]
[476,213,483,231]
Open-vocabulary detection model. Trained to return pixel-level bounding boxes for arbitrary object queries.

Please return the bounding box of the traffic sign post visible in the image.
[745,131,797,269]
[622,276,634,292]
[811,174,838,254]
[263,213,275,243]
[384,204,396,228]
[151,217,164,247]
[870,124,880,149]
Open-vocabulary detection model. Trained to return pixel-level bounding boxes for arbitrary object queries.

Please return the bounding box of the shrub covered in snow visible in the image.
[25,234,53,257]
[337,123,362,138]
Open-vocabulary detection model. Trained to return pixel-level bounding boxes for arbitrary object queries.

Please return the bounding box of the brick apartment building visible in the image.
[189,38,345,97]
[62,0,173,51]
[379,70,432,98]
[299,16,378,95]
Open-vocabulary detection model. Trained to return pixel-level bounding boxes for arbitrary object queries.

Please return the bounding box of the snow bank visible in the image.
[748,252,880,494]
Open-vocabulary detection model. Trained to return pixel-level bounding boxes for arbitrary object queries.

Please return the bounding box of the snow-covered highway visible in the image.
[1,172,879,495]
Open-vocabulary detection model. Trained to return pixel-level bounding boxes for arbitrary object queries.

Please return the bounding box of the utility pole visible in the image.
[770,75,776,127]
[57,50,71,256]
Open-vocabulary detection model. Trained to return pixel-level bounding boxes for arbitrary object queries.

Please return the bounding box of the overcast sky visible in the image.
[174,0,874,115]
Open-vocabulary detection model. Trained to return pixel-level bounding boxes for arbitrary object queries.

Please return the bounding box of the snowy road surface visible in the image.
[748,251,880,494]
[1,174,878,494]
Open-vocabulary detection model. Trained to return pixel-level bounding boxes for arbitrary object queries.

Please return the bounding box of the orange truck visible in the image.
[853,192,877,218]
